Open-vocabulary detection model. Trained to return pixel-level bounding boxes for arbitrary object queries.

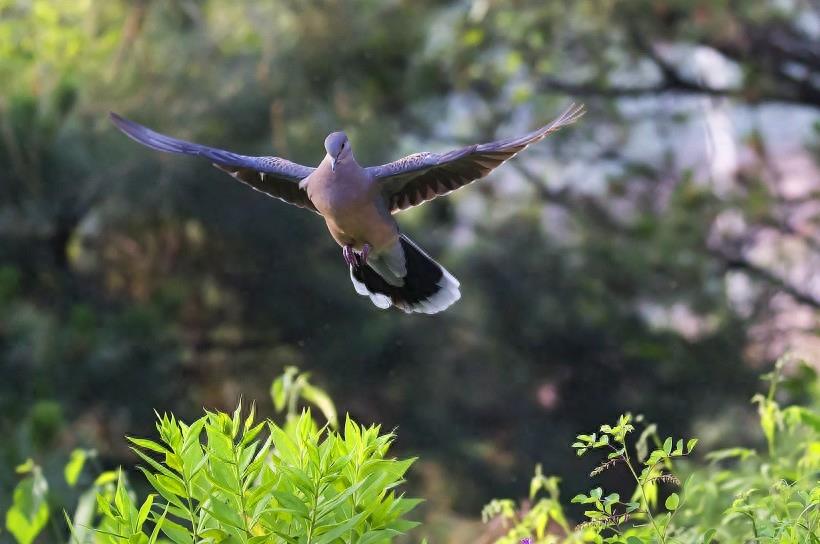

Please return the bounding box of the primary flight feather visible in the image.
[110,103,584,314]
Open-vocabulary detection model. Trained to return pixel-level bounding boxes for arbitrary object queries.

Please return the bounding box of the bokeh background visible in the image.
[1,0,818,541]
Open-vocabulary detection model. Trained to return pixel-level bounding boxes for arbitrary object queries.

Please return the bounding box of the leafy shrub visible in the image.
[91,406,419,544]
[4,460,49,544]
[3,368,419,544]
[483,356,820,544]
[3,361,817,544]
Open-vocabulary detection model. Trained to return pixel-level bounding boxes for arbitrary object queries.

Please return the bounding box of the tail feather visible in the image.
[350,235,460,314]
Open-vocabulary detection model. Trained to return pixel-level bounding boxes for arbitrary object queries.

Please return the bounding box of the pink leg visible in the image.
[342,244,356,266]
[357,243,372,266]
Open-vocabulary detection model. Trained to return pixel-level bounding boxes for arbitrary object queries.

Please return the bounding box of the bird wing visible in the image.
[366,103,584,213]
[110,113,319,212]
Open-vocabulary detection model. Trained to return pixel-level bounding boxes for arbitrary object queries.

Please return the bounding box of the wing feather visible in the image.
[367,103,584,213]
[110,113,318,212]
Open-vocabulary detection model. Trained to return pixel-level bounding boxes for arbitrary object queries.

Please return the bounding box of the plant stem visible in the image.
[807,506,819,536]
[622,448,666,544]
[745,513,759,540]
[232,441,251,537]
[180,447,200,542]
[305,480,329,544]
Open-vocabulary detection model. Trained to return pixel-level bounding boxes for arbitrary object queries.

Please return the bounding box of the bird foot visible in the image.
[342,243,372,267]
[343,245,357,266]
[357,244,372,266]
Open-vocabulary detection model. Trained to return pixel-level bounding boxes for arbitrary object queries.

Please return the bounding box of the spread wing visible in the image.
[110,113,318,212]
[367,103,584,213]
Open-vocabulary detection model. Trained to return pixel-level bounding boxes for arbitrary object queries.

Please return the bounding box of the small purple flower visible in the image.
[520,539,532,544]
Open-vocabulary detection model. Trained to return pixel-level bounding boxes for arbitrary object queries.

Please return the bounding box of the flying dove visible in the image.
[110,103,584,314]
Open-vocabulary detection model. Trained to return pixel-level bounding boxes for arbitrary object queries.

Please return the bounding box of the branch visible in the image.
[539,21,820,107]
[712,249,820,309]
[537,76,738,100]
[510,161,624,233]
[512,161,820,310]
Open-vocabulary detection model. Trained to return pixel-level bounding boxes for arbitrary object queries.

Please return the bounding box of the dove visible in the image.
[110,103,584,314]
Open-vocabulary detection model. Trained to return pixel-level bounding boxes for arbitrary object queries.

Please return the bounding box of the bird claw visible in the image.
[343,245,357,266]
[343,243,372,267]
[358,244,371,266]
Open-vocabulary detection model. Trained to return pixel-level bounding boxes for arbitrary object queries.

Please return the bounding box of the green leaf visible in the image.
[64,449,88,487]
[204,497,245,530]
[358,529,403,544]
[590,487,603,500]
[271,372,290,413]
[148,505,169,544]
[94,471,119,487]
[128,437,171,456]
[64,511,79,544]
[686,438,698,453]
[156,474,188,498]
[205,424,235,462]
[231,401,243,439]
[269,424,301,465]
[114,471,132,519]
[301,382,338,428]
[315,476,370,517]
[199,528,229,542]
[131,447,186,487]
[15,459,35,474]
[5,469,49,544]
[66,488,97,544]
[136,494,155,532]
[271,491,311,520]
[137,469,186,510]
[312,513,366,544]
[665,493,680,511]
[635,423,657,462]
[158,516,195,544]
[702,528,717,543]
[662,438,673,455]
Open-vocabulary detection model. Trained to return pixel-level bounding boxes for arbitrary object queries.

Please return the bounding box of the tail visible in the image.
[350,235,460,314]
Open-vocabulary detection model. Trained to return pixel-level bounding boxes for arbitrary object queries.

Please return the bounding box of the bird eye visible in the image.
[341,142,346,149]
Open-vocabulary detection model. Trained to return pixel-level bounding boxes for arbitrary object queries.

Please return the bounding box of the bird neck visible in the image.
[323,153,360,178]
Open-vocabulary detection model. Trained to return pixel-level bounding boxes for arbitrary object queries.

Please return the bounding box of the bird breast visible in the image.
[306,160,372,214]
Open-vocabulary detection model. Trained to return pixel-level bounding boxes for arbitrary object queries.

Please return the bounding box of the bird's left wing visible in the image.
[110,113,318,212]
[367,103,584,213]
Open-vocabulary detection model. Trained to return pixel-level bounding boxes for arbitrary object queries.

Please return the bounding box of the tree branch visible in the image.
[712,249,820,309]
[539,20,820,107]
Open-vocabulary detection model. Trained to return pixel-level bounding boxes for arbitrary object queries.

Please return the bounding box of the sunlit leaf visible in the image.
[64,449,88,487]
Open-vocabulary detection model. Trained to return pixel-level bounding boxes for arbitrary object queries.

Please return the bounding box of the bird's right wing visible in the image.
[110,113,319,212]
[367,103,584,213]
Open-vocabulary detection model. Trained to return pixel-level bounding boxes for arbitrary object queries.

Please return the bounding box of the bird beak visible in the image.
[331,157,337,172]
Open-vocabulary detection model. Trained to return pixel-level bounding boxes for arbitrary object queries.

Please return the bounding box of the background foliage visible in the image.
[1,0,818,542]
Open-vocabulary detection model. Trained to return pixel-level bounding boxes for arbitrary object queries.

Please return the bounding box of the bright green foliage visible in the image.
[567,413,696,543]
[680,359,820,543]
[482,464,571,543]
[93,404,420,544]
[272,366,339,428]
[4,460,49,544]
[66,469,125,544]
[2,363,817,544]
[483,357,820,544]
[64,449,94,487]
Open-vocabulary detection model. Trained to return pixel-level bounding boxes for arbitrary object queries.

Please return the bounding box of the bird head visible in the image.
[324,131,350,172]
